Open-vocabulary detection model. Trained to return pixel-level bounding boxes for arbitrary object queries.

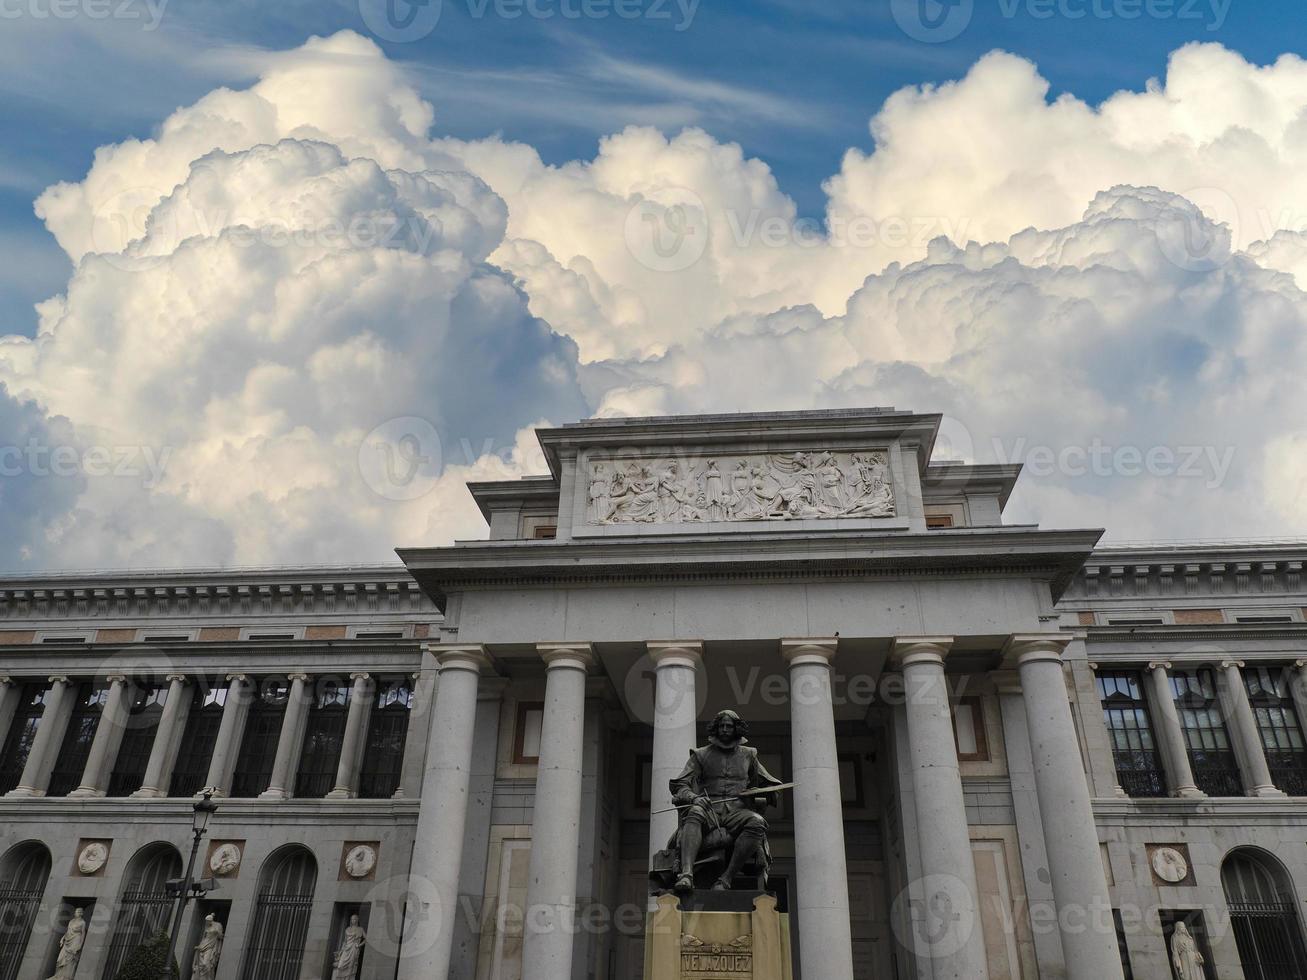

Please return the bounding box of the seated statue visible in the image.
[650,710,784,893]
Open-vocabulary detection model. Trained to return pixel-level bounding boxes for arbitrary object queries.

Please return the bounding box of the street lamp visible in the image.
[162,792,220,977]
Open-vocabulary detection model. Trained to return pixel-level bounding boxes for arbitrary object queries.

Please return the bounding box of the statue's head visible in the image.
[707,709,748,747]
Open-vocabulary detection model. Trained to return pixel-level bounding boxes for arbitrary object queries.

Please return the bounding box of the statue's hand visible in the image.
[673,789,697,806]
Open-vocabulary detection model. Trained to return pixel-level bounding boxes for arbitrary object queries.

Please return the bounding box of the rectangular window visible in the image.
[359,679,412,799]
[230,679,289,798]
[0,683,48,795]
[1112,910,1135,980]
[925,513,954,528]
[1171,669,1243,797]
[107,684,166,797]
[1244,666,1307,796]
[169,684,226,798]
[952,696,989,762]
[513,702,545,764]
[1096,671,1167,798]
[47,683,108,797]
[532,525,558,539]
[295,679,349,798]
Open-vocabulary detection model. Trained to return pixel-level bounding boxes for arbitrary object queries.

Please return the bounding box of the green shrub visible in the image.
[112,930,179,980]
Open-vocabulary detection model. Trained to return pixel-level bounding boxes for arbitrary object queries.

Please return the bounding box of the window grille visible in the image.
[47,683,107,797]
[1096,671,1167,797]
[100,846,181,980]
[0,684,48,795]
[1245,667,1307,796]
[359,679,411,799]
[169,683,226,797]
[295,679,349,798]
[0,843,51,980]
[1171,669,1243,797]
[1223,850,1307,980]
[231,679,289,798]
[241,848,317,980]
[107,684,165,797]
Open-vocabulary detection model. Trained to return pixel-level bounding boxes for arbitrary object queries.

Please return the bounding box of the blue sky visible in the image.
[2,0,1305,337]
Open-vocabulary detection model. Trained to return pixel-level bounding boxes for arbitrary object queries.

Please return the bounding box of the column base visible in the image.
[5,787,43,798]
[67,786,106,799]
[130,787,165,799]
[1174,786,1207,799]
[258,787,290,800]
[325,787,356,800]
[1251,784,1288,798]
[197,786,226,799]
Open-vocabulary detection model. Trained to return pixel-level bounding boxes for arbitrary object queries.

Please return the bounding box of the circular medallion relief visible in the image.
[77,842,109,875]
[208,843,242,876]
[344,844,377,879]
[1152,846,1189,884]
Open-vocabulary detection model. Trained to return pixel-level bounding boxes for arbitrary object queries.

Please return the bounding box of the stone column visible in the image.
[260,673,312,799]
[1220,660,1284,798]
[202,674,252,797]
[8,676,75,797]
[69,674,133,797]
[398,644,494,980]
[1145,661,1204,798]
[522,643,594,980]
[133,674,192,798]
[397,667,436,800]
[1290,661,1307,746]
[646,641,703,865]
[894,637,990,980]
[782,638,855,980]
[327,672,374,799]
[1010,635,1122,979]
[0,677,19,745]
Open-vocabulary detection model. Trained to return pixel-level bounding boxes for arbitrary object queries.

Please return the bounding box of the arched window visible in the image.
[100,843,182,980]
[0,842,51,980]
[242,846,318,979]
[1222,848,1307,979]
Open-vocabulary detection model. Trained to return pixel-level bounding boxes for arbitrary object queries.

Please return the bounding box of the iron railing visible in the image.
[1229,902,1307,980]
[0,885,43,980]
[242,894,314,980]
[100,889,173,980]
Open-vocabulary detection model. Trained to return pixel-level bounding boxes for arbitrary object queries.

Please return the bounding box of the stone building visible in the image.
[0,407,1303,980]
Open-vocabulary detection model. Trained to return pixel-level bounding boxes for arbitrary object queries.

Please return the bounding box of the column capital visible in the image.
[48,675,70,685]
[1002,633,1071,667]
[425,642,495,673]
[1147,660,1173,672]
[538,642,596,671]
[349,672,372,682]
[780,637,838,668]
[226,673,250,683]
[0,675,13,687]
[647,640,704,669]
[165,673,188,684]
[1296,659,1307,671]
[105,673,129,685]
[891,635,953,668]
[1220,659,1247,671]
[287,672,310,683]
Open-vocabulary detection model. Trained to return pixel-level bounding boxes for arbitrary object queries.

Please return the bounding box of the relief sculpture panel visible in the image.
[586,450,894,525]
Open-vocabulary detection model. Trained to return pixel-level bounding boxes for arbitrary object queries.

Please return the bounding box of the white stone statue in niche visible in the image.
[191,914,224,980]
[46,907,86,980]
[331,915,367,980]
[1170,921,1205,980]
[588,450,895,525]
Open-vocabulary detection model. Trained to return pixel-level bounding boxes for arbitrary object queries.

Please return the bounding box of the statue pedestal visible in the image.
[644,891,792,980]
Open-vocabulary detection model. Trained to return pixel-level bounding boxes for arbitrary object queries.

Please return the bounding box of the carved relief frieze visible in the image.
[586,450,895,526]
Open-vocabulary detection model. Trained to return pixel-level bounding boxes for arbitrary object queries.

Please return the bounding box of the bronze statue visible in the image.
[650,710,784,893]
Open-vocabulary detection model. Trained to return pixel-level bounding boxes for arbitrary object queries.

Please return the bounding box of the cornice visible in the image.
[400,526,1103,610]
[1086,623,1307,644]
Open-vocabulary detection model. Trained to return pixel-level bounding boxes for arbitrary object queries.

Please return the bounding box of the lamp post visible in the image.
[163,791,219,977]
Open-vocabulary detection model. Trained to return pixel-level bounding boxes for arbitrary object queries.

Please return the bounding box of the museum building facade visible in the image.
[0,407,1305,980]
